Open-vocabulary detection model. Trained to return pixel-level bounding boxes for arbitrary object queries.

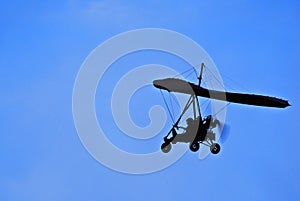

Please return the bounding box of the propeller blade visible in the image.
[219,123,231,144]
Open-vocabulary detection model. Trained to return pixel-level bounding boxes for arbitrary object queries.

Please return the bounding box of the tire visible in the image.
[190,142,200,152]
[161,143,172,153]
[210,143,221,154]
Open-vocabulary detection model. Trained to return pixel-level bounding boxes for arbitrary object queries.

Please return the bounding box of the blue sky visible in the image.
[1,1,299,200]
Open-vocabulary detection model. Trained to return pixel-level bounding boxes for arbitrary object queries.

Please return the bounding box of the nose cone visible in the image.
[153,78,193,93]
[153,79,169,91]
[153,79,163,88]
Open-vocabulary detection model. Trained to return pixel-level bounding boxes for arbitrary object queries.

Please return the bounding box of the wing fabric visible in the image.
[153,78,290,108]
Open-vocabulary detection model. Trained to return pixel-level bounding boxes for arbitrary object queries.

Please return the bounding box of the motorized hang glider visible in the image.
[153,63,290,154]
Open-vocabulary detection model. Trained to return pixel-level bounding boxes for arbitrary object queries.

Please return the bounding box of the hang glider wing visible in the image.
[153,78,290,108]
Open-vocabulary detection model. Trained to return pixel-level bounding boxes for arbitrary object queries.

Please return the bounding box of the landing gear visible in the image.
[160,114,222,154]
[161,142,172,153]
[189,142,200,152]
[210,143,221,154]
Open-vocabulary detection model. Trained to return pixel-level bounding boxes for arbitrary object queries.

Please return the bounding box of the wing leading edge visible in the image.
[153,78,290,108]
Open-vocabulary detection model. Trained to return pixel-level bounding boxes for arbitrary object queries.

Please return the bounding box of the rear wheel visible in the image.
[210,143,221,154]
[161,143,171,153]
[190,142,200,152]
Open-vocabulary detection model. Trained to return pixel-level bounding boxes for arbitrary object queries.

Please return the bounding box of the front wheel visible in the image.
[210,143,221,154]
[161,143,172,153]
[190,142,200,152]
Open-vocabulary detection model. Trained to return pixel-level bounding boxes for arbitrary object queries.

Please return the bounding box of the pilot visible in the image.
[180,118,194,130]
[177,117,199,141]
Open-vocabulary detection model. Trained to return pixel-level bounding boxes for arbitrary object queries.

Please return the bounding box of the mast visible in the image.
[198,63,205,86]
[196,63,205,120]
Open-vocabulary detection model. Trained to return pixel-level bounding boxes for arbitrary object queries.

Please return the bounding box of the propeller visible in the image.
[214,119,231,144]
[219,123,231,144]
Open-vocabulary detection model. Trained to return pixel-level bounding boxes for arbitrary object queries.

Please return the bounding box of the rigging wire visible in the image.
[203,68,210,87]
[192,65,198,78]
[172,67,196,79]
[159,63,232,127]
[221,73,251,93]
[168,91,175,121]
[204,66,225,90]
[202,63,250,93]
[160,89,175,124]
[185,69,197,80]
[202,99,211,115]
[170,93,181,109]
[212,102,231,118]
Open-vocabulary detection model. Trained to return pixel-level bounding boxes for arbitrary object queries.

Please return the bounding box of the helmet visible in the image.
[186,118,193,124]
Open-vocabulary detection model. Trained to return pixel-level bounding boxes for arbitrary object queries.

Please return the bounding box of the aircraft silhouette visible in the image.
[153,63,290,154]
